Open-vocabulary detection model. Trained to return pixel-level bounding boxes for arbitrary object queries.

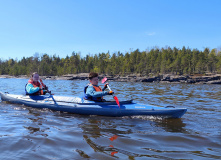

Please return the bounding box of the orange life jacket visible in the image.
[84,85,103,101]
[92,86,103,101]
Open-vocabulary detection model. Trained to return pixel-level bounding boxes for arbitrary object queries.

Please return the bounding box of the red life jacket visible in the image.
[28,79,44,95]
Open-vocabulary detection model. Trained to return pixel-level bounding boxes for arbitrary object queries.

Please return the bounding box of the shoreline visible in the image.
[1,73,221,84]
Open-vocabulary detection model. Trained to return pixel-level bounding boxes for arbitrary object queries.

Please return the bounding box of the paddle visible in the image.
[40,79,51,94]
[40,79,57,105]
[102,77,120,108]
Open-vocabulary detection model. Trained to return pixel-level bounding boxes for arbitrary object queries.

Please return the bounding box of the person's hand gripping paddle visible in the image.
[102,77,120,108]
[40,79,53,94]
[40,79,57,105]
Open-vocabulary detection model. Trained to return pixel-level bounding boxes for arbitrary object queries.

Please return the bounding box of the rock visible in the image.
[162,74,171,81]
[186,79,196,83]
[141,77,157,82]
[206,80,221,84]
[169,75,187,82]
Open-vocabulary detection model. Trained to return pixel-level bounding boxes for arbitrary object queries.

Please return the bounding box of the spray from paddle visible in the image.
[102,77,120,108]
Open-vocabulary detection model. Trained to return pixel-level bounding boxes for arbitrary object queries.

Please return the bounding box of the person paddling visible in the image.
[25,72,48,95]
[84,72,114,101]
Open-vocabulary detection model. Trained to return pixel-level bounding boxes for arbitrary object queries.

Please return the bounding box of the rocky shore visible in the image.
[1,73,221,84]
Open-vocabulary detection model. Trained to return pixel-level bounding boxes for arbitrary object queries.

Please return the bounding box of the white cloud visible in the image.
[145,32,156,36]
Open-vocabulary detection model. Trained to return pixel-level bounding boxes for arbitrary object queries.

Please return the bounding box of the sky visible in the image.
[0,0,221,60]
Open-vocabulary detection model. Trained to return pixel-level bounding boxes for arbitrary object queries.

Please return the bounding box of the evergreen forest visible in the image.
[0,46,221,76]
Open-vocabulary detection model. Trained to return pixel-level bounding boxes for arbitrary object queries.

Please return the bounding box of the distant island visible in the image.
[0,46,221,84]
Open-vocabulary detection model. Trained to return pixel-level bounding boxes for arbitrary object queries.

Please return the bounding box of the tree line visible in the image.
[1,46,221,76]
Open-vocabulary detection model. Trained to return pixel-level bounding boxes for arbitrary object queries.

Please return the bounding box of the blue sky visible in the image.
[0,0,221,60]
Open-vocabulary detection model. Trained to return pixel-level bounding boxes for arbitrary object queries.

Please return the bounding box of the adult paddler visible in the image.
[25,72,49,95]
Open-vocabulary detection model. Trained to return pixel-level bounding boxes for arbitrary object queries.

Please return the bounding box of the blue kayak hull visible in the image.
[0,92,187,118]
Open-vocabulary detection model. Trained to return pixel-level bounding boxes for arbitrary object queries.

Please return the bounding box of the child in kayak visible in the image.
[25,72,49,95]
[84,72,114,101]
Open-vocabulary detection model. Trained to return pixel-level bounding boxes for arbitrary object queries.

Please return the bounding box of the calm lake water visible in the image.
[0,78,221,160]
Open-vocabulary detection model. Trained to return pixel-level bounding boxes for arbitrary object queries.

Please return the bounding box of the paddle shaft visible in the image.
[106,85,112,92]
[101,77,120,107]
[106,84,120,107]
[107,85,115,96]
[40,79,51,94]
[40,79,56,104]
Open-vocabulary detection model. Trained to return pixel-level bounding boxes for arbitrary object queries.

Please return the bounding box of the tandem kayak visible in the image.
[0,92,187,118]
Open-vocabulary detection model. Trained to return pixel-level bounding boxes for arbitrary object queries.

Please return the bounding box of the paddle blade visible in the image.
[114,96,120,108]
[101,77,107,84]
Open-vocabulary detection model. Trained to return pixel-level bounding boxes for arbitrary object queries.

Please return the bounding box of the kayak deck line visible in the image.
[11,94,134,105]
[0,92,187,118]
